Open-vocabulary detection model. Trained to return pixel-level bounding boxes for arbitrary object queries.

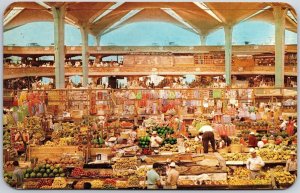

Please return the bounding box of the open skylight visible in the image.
[287,10,297,24]
[193,2,222,23]
[161,8,199,34]
[4,7,24,26]
[241,6,271,23]
[102,9,143,34]
[92,2,125,23]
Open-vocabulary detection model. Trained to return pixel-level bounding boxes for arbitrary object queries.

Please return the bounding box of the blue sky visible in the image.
[3,21,297,46]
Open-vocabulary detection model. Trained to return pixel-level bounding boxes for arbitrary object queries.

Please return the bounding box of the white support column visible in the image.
[80,24,90,87]
[224,25,233,86]
[52,6,66,89]
[94,35,101,46]
[200,35,207,46]
[273,6,287,87]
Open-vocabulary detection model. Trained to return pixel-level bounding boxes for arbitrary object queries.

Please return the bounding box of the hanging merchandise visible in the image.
[136,90,142,100]
[213,89,222,98]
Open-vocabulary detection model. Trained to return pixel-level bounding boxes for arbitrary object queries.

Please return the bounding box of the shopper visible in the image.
[220,135,231,147]
[287,117,295,136]
[12,161,24,189]
[146,163,161,189]
[164,162,179,189]
[248,132,258,147]
[199,124,216,153]
[150,131,163,149]
[285,151,297,176]
[246,148,265,179]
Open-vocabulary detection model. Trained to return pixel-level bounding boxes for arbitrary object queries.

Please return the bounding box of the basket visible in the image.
[230,144,242,153]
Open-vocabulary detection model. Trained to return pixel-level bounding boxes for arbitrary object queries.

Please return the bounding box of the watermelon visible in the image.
[34,167,39,173]
[40,168,45,173]
[46,169,51,174]
[49,173,54,178]
[46,164,51,169]
[37,173,42,178]
[25,174,29,178]
[60,173,65,177]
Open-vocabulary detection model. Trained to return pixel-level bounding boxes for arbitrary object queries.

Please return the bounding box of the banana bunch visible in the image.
[184,140,202,152]
[128,175,140,187]
[231,167,250,178]
[91,180,104,189]
[228,178,271,186]
[274,172,296,185]
[116,181,128,188]
[258,149,291,161]
[221,153,249,161]
[159,144,178,152]
[136,167,150,177]
[51,177,67,189]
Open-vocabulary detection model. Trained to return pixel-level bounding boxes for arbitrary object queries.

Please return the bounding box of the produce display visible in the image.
[184,140,202,153]
[51,177,67,189]
[24,164,66,178]
[116,181,128,188]
[113,157,138,170]
[4,172,14,187]
[159,144,178,152]
[152,126,174,137]
[162,137,177,145]
[138,136,150,148]
[91,180,104,189]
[127,175,140,187]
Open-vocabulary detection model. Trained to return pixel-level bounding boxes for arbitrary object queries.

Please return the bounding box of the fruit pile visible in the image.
[103,179,116,189]
[162,137,177,145]
[37,179,54,188]
[184,140,202,153]
[51,177,67,189]
[70,167,86,177]
[221,153,249,161]
[153,126,174,137]
[91,180,104,189]
[138,136,150,148]
[128,175,140,187]
[4,172,13,187]
[116,181,128,188]
[228,178,271,186]
[141,148,152,155]
[159,144,178,152]
[3,129,11,149]
[258,145,293,161]
[25,181,40,189]
[273,171,296,185]
[24,164,66,178]
[113,157,138,170]
[113,169,136,177]
[136,167,151,177]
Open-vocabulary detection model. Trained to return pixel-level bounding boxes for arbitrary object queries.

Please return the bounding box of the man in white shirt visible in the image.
[246,148,265,179]
[285,151,297,175]
[199,125,216,153]
[150,131,163,149]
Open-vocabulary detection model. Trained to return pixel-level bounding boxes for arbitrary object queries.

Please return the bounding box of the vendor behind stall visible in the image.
[248,132,258,147]
[246,148,265,179]
[150,131,163,149]
[285,151,297,176]
[199,124,216,153]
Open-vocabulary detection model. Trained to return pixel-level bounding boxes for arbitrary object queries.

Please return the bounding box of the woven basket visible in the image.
[230,144,242,153]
